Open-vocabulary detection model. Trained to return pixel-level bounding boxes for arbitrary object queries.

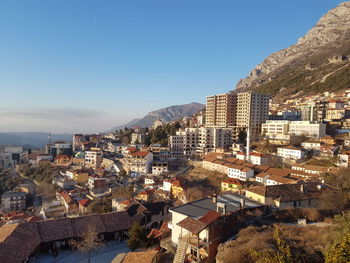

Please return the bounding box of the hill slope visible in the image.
[236,1,350,100]
[110,102,204,130]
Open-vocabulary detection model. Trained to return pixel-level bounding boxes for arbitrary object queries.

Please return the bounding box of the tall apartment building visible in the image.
[205,93,236,127]
[169,127,232,157]
[234,92,270,139]
[206,91,269,141]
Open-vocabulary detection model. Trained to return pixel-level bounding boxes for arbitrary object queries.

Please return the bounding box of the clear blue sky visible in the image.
[0,0,344,133]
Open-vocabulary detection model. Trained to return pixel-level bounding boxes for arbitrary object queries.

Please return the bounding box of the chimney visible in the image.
[300,184,304,192]
[212,194,217,203]
[240,198,246,208]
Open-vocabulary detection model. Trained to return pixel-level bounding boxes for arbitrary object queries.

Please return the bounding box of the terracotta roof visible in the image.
[222,178,243,185]
[78,199,92,208]
[100,211,133,233]
[38,218,74,242]
[177,217,207,234]
[70,214,105,236]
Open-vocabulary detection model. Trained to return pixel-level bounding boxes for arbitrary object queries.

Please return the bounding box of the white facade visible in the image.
[169,127,232,157]
[85,150,103,168]
[289,121,326,139]
[277,147,305,160]
[227,166,254,181]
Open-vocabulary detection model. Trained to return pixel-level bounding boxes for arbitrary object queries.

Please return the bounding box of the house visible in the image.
[52,177,77,190]
[277,146,305,161]
[265,174,300,185]
[320,144,339,157]
[167,194,264,263]
[338,151,350,167]
[1,191,27,212]
[226,164,254,181]
[125,201,169,229]
[54,155,71,166]
[137,190,154,202]
[0,211,133,263]
[250,153,269,165]
[88,177,108,198]
[245,182,332,208]
[171,179,187,199]
[144,176,160,189]
[221,178,243,192]
[152,161,168,175]
[85,149,103,168]
[72,169,89,183]
[124,151,154,177]
[57,191,78,214]
[78,198,93,214]
[319,135,337,145]
[301,140,322,150]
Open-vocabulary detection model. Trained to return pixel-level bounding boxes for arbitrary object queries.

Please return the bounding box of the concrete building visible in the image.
[205,93,236,127]
[88,177,108,198]
[124,151,153,176]
[289,121,326,138]
[234,92,270,140]
[277,147,305,161]
[169,127,232,157]
[1,192,26,212]
[85,149,103,168]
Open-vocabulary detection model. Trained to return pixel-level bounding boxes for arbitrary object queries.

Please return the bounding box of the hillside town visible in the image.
[0,87,350,263]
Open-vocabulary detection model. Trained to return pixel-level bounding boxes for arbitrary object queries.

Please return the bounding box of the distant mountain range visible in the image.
[110,102,204,131]
[0,132,72,148]
[236,1,350,100]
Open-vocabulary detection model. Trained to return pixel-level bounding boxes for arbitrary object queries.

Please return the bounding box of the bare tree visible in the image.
[69,225,101,263]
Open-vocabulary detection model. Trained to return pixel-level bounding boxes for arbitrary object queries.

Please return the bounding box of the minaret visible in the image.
[48,132,51,145]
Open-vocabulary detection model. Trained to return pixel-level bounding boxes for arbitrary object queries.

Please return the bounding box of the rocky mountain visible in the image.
[236,1,350,99]
[110,102,204,130]
[0,132,72,148]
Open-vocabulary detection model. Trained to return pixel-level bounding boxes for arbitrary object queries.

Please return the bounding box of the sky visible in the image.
[0,0,345,133]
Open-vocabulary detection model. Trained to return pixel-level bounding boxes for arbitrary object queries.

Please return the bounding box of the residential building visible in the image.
[226,164,254,181]
[221,178,243,192]
[338,151,350,167]
[72,134,85,151]
[167,194,264,262]
[54,155,71,166]
[88,177,108,198]
[85,148,103,168]
[152,161,168,175]
[277,147,305,161]
[205,93,236,127]
[169,127,232,157]
[245,182,332,208]
[47,141,72,157]
[288,121,326,138]
[124,151,153,176]
[301,140,322,150]
[71,169,89,183]
[1,192,26,212]
[326,108,350,121]
[233,92,270,140]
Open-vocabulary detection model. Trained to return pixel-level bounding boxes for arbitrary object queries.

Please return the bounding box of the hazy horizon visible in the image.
[0,0,343,133]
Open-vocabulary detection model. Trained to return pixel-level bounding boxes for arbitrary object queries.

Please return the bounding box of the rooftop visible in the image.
[170,193,262,219]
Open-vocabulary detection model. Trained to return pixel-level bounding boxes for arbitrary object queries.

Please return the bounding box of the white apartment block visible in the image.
[262,120,326,140]
[226,164,254,181]
[124,151,153,176]
[277,147,305,160]
[289,121,326,138]
[85,149,103,168]
[169,127,232,157]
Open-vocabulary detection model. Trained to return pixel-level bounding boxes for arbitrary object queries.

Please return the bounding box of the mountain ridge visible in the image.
[235,1,350,99]
[110,102,204,131]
